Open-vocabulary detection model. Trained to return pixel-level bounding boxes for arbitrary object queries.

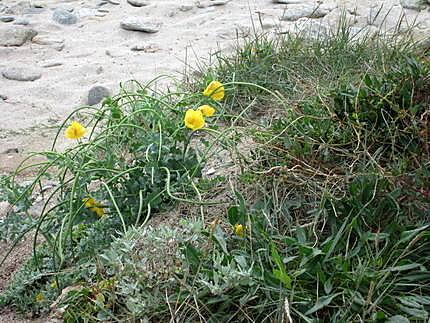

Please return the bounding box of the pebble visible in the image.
[280,4,332,21]
[400,0,426,10]
[131,43,160,52]
[13,18,30,25]
[107,0,120,5]
[3,148,19,154]
[273,0,302,3]
[127,0,149,7]
[88,85,111,105]
[32,35,64,46]
[2,67,42,81]
[23,7,46,15]
[97,1,108,6]
[197,0,231,8]
[120,17,161,33]
[0,26,37,46]
[41,61,63,68]
[0,16,14,23]
[179,5,194,12]
[52,8,78,25]
[0,94,7,100]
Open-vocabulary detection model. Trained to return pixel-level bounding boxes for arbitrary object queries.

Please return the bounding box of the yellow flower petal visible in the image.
[92,207,105,218]
[35,293,45,303]
[234,224,245,237]
[65,121,86,139]
[83,197,104,217]
[184,109,205,131]
[83,197,96,208]
[198,105,216,117]
[203,80,225,101]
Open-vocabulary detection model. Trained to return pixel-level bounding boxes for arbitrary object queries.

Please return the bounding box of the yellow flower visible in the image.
[184,109,205,131]
[198,105,216,117]
[65,121,86,139]
[35,293,45,303]
[203,80,225,101]
[83,197,105,218]
[234,224,245,237]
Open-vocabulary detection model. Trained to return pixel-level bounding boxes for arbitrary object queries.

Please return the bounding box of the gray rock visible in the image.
[127,0,148,7]
[179,5,194,11]
[23,7,45,14]
[0,94,7,100]
[97,1,108,6]
[0,26,37,46]
[280,4,331,21]
[273,0,303,3]
[107,0,120,4]
[0,16,14,22]
[13,18,30,25]
[32,34,64,46]
[52,8,77,25]
[3,147,19,154]
[400,0,426,10]
[88,85,111,105]
[41,61,63,68]
[2,67,42,81]
[197,0,230,8]
[5,1,31,15]
[120,17,160,33]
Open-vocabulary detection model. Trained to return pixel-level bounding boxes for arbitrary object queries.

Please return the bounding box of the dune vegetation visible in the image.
[0,26,429,322]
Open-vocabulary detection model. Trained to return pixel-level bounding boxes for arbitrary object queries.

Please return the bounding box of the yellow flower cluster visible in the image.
[65,121,86,139]
[234,224,246,237]
[203,80,225,101]
[83,197,105,217]
[184,80,224,131]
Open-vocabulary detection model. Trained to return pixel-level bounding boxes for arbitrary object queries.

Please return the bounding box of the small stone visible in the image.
[0,26,37,46]
[97,1,108,6]
[127,0,148,7]
[280,4,331,21]
[32,35,64,46]
[179,5,194,11]
[197,0,231,8]
[3,148,19,154]
[2,67,42,81]
[130,43,160,52]
[273,0,303,3]
[41,61,63,68]
[0,94,7,100]
[23,7,45,15]
[400,0,426,10]
[98,8,109,13]
[120,17,161,33]
[52,8,77,25]
[33,2,45,8]
[13,18,30,25]
[107,0,120,4]
[96,66,103,74]
[0,16,14,22]
[88,85,111,105]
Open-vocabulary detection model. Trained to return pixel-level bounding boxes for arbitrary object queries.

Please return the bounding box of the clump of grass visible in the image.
[0,25,429,322]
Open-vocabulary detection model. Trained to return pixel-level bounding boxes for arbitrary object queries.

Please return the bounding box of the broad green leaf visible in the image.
[273,269,292,289]
[305,293,341,315]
